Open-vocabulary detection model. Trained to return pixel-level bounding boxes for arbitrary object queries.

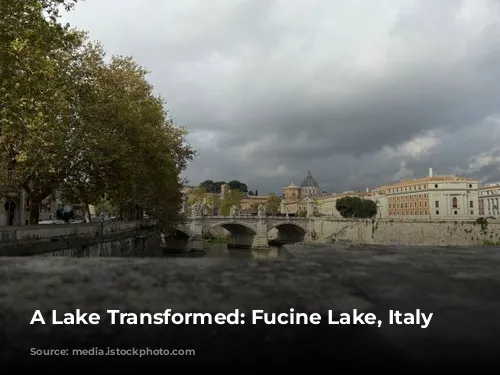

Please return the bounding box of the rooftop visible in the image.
[300,170,319,188]
[374,175,475,190]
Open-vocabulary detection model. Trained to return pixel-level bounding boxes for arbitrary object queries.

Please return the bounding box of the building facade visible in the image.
[478,183,500,218]
[373,168,479,220]
[281,171,324,215]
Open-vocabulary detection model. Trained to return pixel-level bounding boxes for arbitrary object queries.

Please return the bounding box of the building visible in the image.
[240,194,268,213]
[373,168,479,220]
[281,171,324,215]
[1,190,29,226]
[316,190,376,217]
[478,183,500,218]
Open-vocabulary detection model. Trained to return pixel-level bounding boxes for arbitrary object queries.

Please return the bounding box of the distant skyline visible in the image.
[63,0,500,194]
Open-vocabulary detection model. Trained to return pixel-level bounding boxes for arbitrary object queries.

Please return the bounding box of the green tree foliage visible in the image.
[199,179,249,193]
[220,190,244,216]
[205,193,219,215]
[0,0,195,227]
[199,180,226,193]
[335,196,378,219]
[266,193,281,215]
[0,0,84,223]
[227,180,248,193]
[187,187,206,205]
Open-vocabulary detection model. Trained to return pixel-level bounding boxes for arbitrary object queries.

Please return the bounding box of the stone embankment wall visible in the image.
[313,218,500,246]
[0,221,161,256]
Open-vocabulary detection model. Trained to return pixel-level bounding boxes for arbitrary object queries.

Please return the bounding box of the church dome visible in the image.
[301,170,319,188]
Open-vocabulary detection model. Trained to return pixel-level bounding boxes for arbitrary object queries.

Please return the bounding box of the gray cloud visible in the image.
[64,0,500,194]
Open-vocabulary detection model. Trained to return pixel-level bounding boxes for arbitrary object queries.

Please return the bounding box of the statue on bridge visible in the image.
[191,201,203,217]
[230,205,239,217]
[257,204,266,217]
[180,200,188,214]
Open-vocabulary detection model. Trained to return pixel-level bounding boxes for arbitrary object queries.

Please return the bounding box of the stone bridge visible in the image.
[171,215,313,249]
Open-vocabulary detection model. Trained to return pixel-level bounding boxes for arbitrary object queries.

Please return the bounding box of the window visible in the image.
[425,210,428,215]
[469,201,473,208]
[452,197,458,208]
[454,211,458,215]
[469,184,472,188]
[424,201,427,207]
[434,184,438,188]
[435,201,439,208]
[436,210,440,215]
[419,211,422,215]
[470,210,474,215]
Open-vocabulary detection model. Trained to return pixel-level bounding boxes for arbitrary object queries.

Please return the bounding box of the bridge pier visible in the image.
[252,234,271,249]
[188,235,204,250]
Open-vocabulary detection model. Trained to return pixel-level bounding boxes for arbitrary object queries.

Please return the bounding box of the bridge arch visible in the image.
[268,221,307,244]
[163,226,195,250]
[206,220,257,235]
[269,221,308,233]
[206,220,258,249]
[173,226,195,238]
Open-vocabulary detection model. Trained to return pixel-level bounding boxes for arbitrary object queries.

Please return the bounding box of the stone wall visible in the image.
[32,231,163,258]
[312,218,500,246]
[0,221,160,256]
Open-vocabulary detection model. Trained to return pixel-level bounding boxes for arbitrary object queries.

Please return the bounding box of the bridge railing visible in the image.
[186,215,310,220]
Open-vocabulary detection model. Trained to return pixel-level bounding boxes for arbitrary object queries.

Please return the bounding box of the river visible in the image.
[165,242,291,261]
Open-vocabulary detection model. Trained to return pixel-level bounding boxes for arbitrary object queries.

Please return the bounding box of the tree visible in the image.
[227,180,248,193]
[205,193,219,215]
[266,193,281,215]
[199,180,215,193]
[248,190,254,196]
[336,196,378,219]
[255,189,259,196]
[1,1,195,227]
[187,187,206,205]
[0,0,85,223]
[199,180,227,193]
[220,190,244,216]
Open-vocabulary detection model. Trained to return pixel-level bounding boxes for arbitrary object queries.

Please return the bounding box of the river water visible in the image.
[167,242,291,261]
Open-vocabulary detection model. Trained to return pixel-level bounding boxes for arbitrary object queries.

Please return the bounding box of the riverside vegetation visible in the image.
[0,0,194,229]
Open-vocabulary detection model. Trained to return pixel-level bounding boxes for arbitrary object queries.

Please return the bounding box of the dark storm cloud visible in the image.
[63,0,500,194]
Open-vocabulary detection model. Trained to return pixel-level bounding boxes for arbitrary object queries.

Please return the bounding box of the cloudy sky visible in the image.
[63,0,500,194]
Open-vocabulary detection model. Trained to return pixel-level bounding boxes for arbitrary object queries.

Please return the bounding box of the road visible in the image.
[1,244,499,369]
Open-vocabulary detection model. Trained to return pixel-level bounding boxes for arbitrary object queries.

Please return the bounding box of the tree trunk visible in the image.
[83,203,92,222]
[29,201,40,225]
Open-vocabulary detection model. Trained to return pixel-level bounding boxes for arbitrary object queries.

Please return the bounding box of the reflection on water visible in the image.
[162,242,291,261]
[203,242,291,261]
